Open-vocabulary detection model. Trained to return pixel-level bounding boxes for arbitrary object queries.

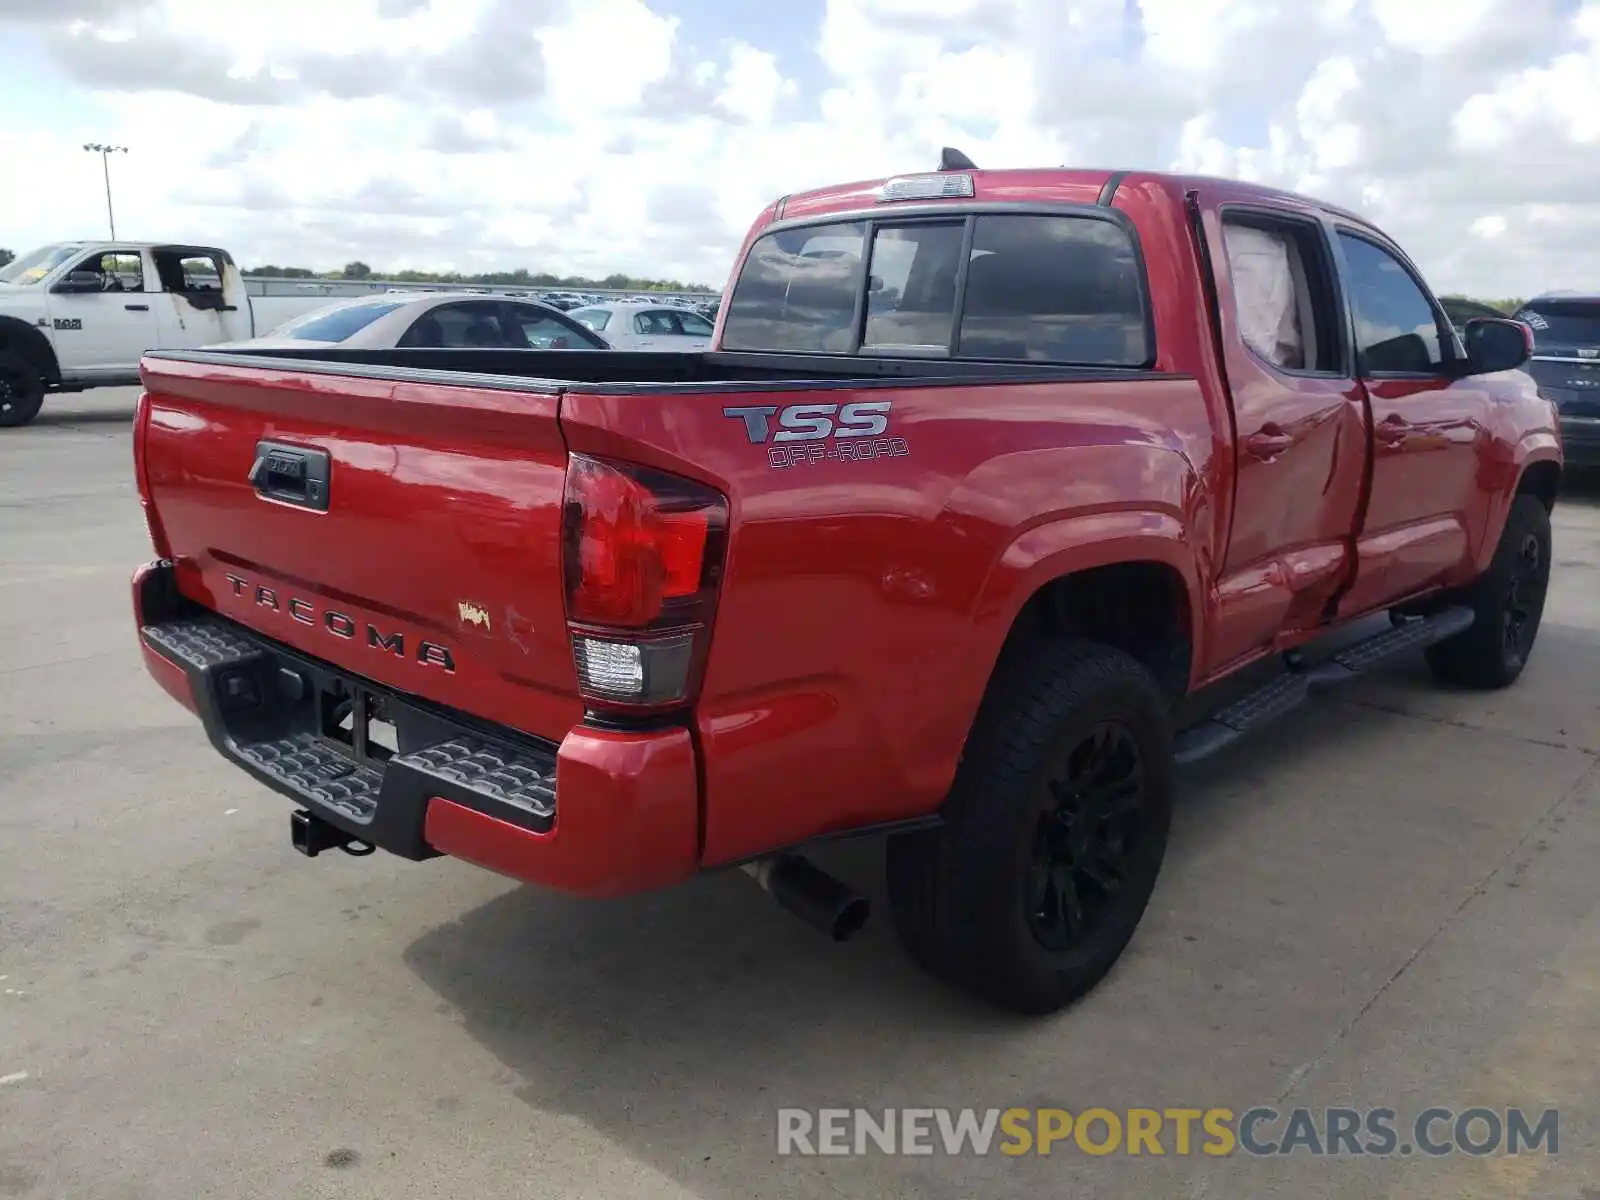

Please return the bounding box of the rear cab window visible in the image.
[720,211,1151,366]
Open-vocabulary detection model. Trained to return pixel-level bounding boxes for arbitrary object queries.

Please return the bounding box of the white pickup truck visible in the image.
[0,241,334,426]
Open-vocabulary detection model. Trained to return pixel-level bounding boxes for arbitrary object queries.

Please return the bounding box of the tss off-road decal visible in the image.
[723,401,910,469]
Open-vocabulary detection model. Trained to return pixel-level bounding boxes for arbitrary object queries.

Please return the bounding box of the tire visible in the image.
[1424,494,1552,689]
[887,637,1174,1014]
[0,352,45,428]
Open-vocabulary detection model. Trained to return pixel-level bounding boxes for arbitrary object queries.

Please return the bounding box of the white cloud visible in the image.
[1296,56,1362,178]
[1369,0,1496,55]
[539,0,675,117]
[1472,214,1509,239]
[1,0,1597,299]
[715,43,794,125]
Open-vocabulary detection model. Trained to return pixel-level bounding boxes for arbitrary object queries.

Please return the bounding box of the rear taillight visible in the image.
[561,454,727,711]
[132,389,172,559]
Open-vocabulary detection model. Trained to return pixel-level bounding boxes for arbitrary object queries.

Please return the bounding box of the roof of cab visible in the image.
[772,167,1369,227]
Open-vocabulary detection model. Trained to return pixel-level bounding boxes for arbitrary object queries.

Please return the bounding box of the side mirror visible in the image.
[1461,317,1532,375]
[53,271,103,294]
[868,274,885,294]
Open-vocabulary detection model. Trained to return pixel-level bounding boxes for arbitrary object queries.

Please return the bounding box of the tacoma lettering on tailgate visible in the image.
[223,572,456,672]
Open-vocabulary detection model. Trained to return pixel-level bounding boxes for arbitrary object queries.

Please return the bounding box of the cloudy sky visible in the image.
[0,0,1595,297]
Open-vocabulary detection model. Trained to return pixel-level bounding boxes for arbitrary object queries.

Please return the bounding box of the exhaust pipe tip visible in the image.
[827,893,872,943]
[742,854,870,943]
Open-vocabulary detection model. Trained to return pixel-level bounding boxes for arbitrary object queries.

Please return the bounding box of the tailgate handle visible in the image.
[249,440,331,512]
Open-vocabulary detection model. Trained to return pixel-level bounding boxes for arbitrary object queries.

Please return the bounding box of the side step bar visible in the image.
[1174,606,1474,766]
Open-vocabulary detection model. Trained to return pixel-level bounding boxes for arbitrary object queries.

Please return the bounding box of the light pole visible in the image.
[82,142,128,240]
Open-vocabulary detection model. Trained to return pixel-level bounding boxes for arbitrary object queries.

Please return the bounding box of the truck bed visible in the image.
[162,345,1166,391]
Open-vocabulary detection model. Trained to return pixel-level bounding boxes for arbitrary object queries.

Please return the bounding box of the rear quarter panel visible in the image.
[561,373,1219,867]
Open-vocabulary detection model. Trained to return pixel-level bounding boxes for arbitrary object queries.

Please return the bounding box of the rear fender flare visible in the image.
[971,508,1205,682]
[0,315,60,383]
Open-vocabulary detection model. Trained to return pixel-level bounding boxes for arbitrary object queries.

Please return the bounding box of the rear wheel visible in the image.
[1424,494,1552,689]
[887,637,1173,1014]
[0,352,45,428]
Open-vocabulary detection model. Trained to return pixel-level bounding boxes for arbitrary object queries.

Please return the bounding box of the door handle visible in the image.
[249,440,331,512]
[1244,429,1294,460]
[125,304,150,311]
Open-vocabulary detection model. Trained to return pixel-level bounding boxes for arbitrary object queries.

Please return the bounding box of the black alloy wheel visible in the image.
[1027,721,1146,952]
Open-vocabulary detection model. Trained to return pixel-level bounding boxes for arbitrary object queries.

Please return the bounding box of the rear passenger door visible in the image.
[151,250,234,348]
[1331,229,1493,616]
[1196,197,1367,669]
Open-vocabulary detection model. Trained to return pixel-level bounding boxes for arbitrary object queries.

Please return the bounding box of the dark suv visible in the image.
[1516,292,1600,467]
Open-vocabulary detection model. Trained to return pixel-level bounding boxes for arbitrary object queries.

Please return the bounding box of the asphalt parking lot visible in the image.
[3,387,1598,1199]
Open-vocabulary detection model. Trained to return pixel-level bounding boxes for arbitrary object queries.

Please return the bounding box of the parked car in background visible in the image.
[568,301,714,351]
[0,240,335,426]
[210,292,610,353]
[1516,291,1600,467]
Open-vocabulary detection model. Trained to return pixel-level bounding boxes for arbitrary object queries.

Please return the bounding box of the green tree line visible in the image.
[1440,295,1525,314]
[242,258,715,293]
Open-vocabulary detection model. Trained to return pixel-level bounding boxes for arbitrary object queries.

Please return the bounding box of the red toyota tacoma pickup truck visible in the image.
[131,157,1562,1013]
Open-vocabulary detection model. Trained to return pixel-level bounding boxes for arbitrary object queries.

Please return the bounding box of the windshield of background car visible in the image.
[0,243,85,285]
[721,213,1150,365]
[273,299,407,342]
[1515,301,1600,350]
[570,308,612,331]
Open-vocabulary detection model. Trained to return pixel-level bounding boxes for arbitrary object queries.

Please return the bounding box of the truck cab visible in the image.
[0,242,255,424]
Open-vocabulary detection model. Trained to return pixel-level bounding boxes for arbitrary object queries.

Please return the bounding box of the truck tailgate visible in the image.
[140,356,584,742]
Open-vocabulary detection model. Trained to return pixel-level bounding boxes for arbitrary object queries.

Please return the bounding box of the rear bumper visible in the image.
[1559,415,1600,467]
[132,560,700,897]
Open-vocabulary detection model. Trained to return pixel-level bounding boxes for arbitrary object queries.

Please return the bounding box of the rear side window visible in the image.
[722,213,1149,365]
[152,249,226,294]
[507,306,604,349]
[1221,215,1341,373]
